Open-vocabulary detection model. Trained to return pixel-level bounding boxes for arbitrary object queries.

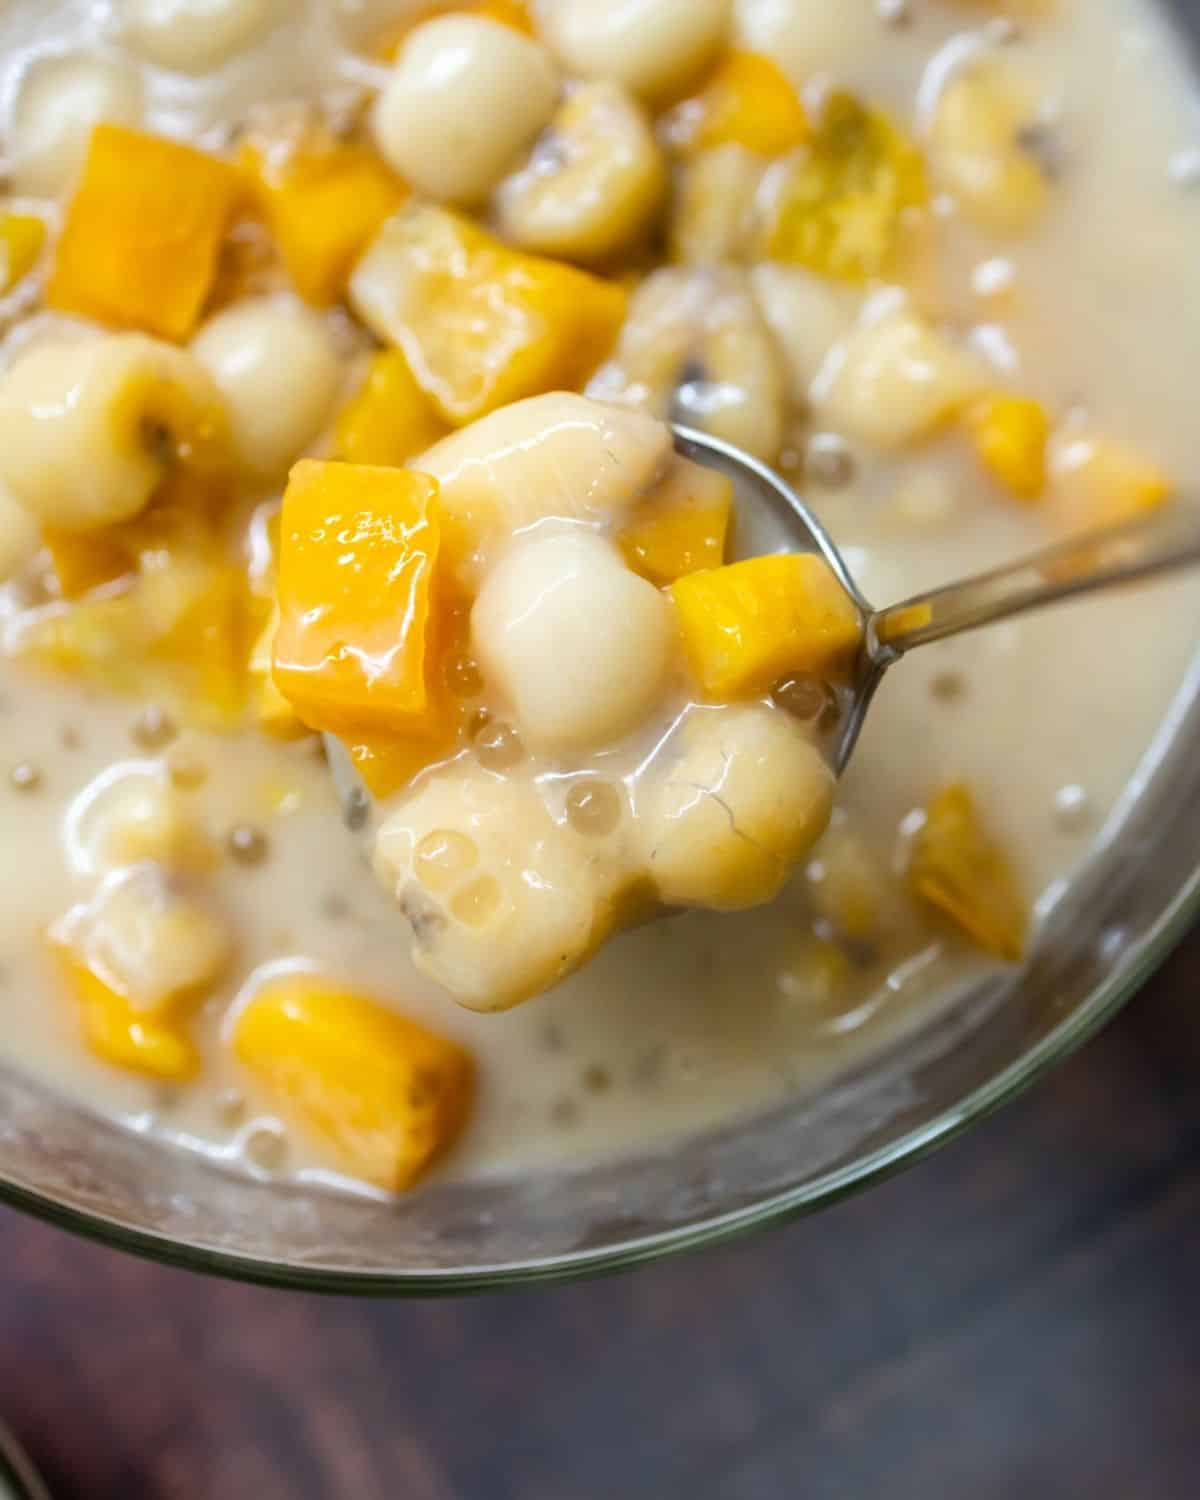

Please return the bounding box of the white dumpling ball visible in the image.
[9,52,144,197]
[471,530,675,755]
[637,704,835,911]
[540,0,730,103]
[191,296,342,480]
[121,0,279,75]
[371,15,559,205]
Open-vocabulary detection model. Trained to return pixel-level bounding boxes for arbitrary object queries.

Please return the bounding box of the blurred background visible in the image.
[2,931,1197,1500]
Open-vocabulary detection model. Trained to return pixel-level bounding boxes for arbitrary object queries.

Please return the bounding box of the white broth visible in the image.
[0,0,1196,1194]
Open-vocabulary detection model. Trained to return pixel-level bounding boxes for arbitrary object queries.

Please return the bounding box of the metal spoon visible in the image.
[326,423,1200,818]
[672,425,1200,774]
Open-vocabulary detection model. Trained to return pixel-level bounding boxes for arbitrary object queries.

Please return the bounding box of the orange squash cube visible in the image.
[910,781,1027,960]
[343,727,455,800]
[48,864,229,1081]
[671,553,862,701]
[0,212,45,294]
[619,460,733,586]
[54,946,199,1080]
[43,527,137,600]
[339,591,473,797]
[242,136,406,306]
[334,349,448,467]
[968,393,1049,500]
[47,124,243,341]
[272,460,442,735]
[349,204,627,425]
[231,974,475,1191]
[670,52,808,158]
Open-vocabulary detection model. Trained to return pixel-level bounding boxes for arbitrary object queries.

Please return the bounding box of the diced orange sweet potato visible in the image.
[619,460,733,586]
[344,730,452,799]
[0,212,45,294]
[43,527,137,600]
[339,591,472,796]
[241,136,406,306]
[272,460,442,735]
[49,910,210,1083]
[47,125,244,341]
[669,52,808,158]
[670,553,863,701]
[334,349,448,468]
[349,204,627,425]
[910,781,1027,960]
[231,974,475,1191]
[968,394,1049,500]
[56,947,199,1080]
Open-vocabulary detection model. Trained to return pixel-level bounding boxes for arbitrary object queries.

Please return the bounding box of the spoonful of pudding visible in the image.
[267,392,1200,1013]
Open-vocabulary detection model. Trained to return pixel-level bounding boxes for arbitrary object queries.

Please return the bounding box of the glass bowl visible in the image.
[1,3,1199,1294]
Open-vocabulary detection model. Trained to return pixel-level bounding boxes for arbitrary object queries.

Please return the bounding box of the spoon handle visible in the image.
[868,505,1200,660]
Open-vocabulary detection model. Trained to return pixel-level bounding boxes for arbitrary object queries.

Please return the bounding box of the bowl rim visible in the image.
[0,864,1194,1295]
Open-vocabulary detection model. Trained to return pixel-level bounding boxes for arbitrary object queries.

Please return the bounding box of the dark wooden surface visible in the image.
[2,932,1198,1500]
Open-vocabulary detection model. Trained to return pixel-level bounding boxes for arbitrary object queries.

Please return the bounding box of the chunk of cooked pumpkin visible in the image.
[767,91,926,283]
[968,393,1049,500]
[341,589,473,797]
[241,133,406,307]
[43,527,137,600]
[272,460,442,736]
[230,974,475,1190]
[670,553,862,701]
[349,204,627,425]
[334,349,448,468]
[910,781,1027,960]
[619,458,733,586]
[668,51,808,158]
[49,864,230,1080]
[54,946,199,1080]
[47,124,243,341]
[0,212,45,295]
